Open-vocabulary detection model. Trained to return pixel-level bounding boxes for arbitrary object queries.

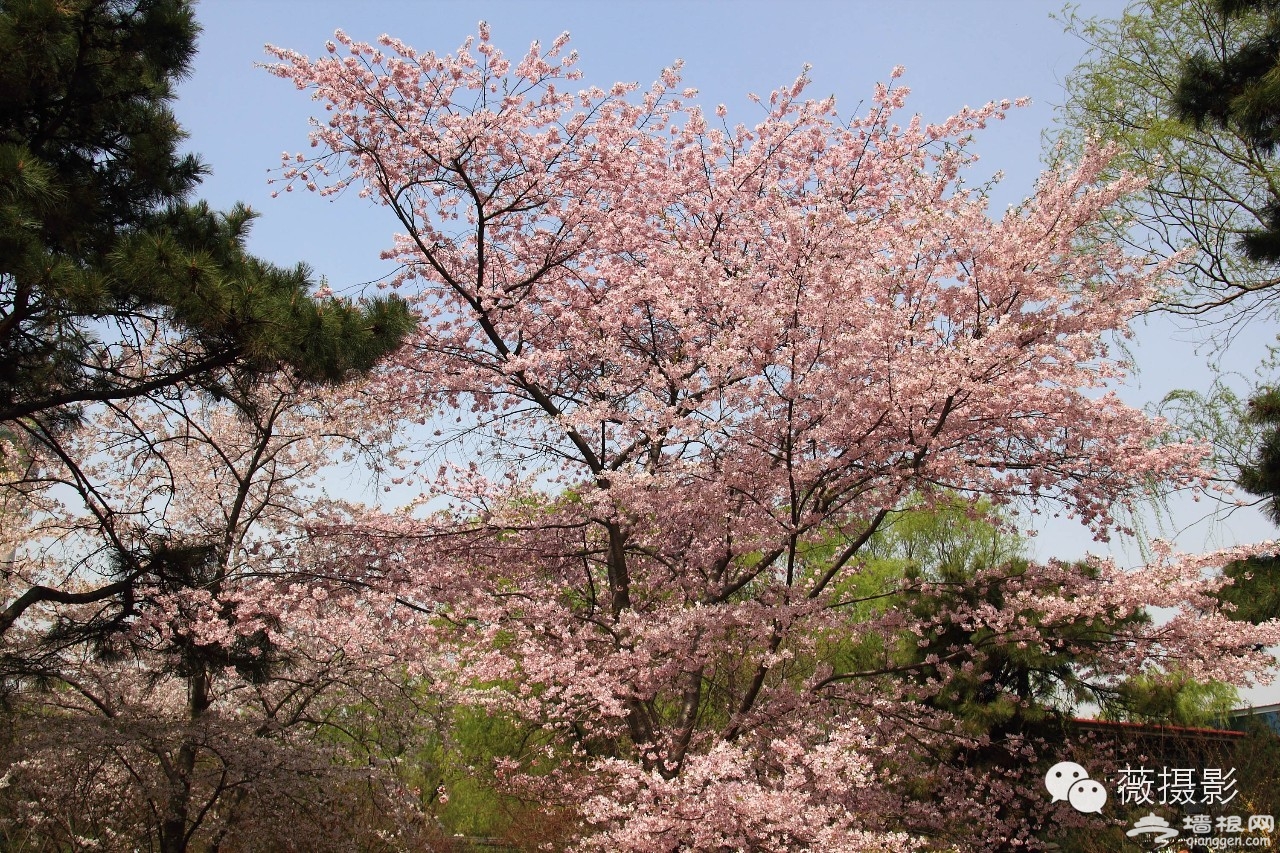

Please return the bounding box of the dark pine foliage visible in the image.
[0,0,415,431]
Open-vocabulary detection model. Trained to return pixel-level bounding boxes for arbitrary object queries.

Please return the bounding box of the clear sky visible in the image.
[174,0,1275,574]
[180,0,1134,295]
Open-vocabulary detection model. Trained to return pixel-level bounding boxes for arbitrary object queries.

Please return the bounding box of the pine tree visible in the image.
[1174,0,1280,261]
[0,0,414,644]
[0,0,414,430]
[1219,388,1280,622]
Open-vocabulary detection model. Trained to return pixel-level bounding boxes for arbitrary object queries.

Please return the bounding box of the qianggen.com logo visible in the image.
[1181,836,1273,849]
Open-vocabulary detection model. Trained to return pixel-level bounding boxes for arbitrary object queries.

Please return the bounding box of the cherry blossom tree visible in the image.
[265,26,1280,851]
[0,375,445,851]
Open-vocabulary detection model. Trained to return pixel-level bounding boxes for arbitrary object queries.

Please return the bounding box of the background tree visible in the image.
[1100,667,1238,724]
[0,0,414,646]
[1172,0,1280,626]
[1051,0,1280,333]
[1212,386,1280,622]
[1055,0,1280,624]
[825,498,1237,848]
[1175,0,1280,263]
[269,27,1280,852]
[0,378,444,852]
[1235,387,1280,520]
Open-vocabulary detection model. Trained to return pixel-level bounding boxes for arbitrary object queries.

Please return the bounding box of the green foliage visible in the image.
[1220,552,1280,621]
[0,0,204,250]
[1051,0,1280,327]
[1163,379,1280,623]
[1175,0,1280,262]
[1056,0,1280,633]
[1101,668,1239,726]
[861,495,1026,580]
[371,694,572,846]
[847,499,1076,731]
[0,0,415,430]
[434,707,544,838]
[1158,375,1263,489]
[837,499,1239,736]
[1237,386,1280,523]
[1174,0,1280,150]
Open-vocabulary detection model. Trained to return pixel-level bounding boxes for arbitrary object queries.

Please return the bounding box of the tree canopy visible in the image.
[1052,0,1280,331]
[255,27,1280,851]
[2,11,1278,852]
[0,0,415,431]
[1175,0,1280,262]
[0,0,416,647]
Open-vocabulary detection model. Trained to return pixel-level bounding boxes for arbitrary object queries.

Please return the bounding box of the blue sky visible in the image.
[174,0,1274,568]
[179,1,1131,297]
